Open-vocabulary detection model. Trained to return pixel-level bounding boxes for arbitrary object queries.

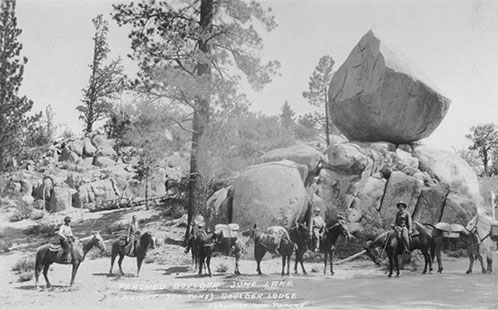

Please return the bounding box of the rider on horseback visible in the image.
[58,216,75,263]
[311,206,326,252]
[125,215,140,256]
[394,201,412,254]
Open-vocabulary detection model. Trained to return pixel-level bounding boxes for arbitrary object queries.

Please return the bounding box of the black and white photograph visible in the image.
[1,0,498,309]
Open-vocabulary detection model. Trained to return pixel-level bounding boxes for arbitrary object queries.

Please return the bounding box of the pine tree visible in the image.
[302,55,337,146]
[78,14,124,133]
[0,0,40,172]
[113,0,279,242]
[280,100,295,129]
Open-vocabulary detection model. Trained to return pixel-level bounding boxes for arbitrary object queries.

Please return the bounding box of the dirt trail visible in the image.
[2,206,498,309]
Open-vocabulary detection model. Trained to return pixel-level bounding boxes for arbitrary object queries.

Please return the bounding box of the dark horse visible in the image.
[289,222,312,274]
[186,226,246,277]
[249,224,295,276]
[109,232,156,277]
[364,222,435,277]
[35,231,106,288]
[316,221,352,275]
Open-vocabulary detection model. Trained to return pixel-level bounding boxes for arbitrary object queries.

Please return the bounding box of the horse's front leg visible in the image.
[206,251,212,277]
[137,256,144,277]
[118,253,125,275]
[43,264,51,288]
[387,253,393,278]
[299,248,307,275]
[234,252,241,276]
[422,250,429,274]
[70,262,80,286]
[286,255,291,276]
[477,254,486,273]
[323,252,328,275]
[294,248,299,274]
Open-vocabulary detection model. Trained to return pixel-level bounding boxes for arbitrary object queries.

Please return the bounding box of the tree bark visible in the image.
[185,0,213,245]
[324,85,330,147]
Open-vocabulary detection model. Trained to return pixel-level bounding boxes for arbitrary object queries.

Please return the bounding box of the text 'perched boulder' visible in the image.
[328,30,450,144]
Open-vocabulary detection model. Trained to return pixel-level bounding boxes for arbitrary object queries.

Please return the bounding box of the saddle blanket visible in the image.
[48,244,62,252]
[435,222,465,238]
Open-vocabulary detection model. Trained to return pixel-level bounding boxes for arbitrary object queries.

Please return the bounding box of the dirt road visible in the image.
[2,247,498,310]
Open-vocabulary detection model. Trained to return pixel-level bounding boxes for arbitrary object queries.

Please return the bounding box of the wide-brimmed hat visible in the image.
[313,207,321,213]
[396,201,407,208]
[64,216,71,223]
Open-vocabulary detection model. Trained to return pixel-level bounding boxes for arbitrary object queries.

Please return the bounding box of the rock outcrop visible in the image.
[328,30,450,143]
[231,160,307,229]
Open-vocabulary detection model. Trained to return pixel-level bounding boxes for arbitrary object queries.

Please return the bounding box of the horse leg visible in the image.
[34,253,43,289]
[43,264,51,288]
[281,255,286,276]
[466,252,474,274]
[330,247,335,276]
[206,252,212,277]
[286,254,291,276]
[395,254,400,277]
[294,248,299,274]
[256,247,265,275]
[234,252,241,276]
[299,249,307,275]
[137,256,143,277]
[486,256,493,273]
[387,252,393,278]
[118,253,125,275]
[476,253,486,273]
[109,250,117,275]
[323,252,328,275]
[70,262,80,286]
[422,249,429,274]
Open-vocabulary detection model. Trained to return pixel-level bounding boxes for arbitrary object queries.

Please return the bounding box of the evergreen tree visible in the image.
[78,14,124,133]
[0,0,40,171]
[280,100,295,129]
[113,0,279,241]
[302,55,337,145]
[466,123,498,176]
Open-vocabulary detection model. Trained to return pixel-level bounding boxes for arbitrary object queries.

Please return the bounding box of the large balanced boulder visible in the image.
[231,160,307,229]
[328,30,450,144]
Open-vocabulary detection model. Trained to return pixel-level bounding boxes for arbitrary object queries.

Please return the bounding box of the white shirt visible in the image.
[58,224,74,239]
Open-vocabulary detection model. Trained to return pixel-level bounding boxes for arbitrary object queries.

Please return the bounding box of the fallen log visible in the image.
[335,249,366,264]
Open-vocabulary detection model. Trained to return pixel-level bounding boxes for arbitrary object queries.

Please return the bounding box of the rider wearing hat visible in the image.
[311,207,326,252]
[125,215,140,256]
[58,216,75,263]
[394,201,412,254]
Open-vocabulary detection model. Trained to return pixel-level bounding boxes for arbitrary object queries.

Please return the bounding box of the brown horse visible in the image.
[364,222,435,277]
[317,221,352,275]
[35,231,106,289]
[249,224,295,276]
[109,232,156,277]
[288,222,312,274]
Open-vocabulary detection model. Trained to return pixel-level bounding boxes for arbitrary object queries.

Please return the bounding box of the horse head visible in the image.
[338,220,353,240]
[294,222,312,250]
[248,224,260,240]
[141,232,155,249]
[91,231,106,252]
[465,215,478,234]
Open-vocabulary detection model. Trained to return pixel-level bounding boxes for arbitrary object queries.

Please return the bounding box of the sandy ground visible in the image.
[2,207,498,310]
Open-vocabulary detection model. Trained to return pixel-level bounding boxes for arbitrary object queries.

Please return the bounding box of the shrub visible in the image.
[9,199,33,222]
[12,256,35,273]
[0,239,12,252]
[18,271,33,282]
[215,263,228,273]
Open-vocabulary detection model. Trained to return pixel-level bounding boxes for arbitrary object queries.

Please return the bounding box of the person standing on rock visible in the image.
[125,215,140,256]
[393,201,412,254]
[311,207,326,252]
[58,216,75,263]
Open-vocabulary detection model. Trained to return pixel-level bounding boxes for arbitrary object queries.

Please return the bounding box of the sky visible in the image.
[13,0,498,152]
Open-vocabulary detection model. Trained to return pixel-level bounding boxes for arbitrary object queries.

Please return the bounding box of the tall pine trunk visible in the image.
[185,0,213,244]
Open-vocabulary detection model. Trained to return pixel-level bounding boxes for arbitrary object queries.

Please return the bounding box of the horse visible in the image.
[364,222,435,277]
[465,213,497,273]
[288,222,312,274]
[316,221,352,275]
[109,232,156,277]
[35,231,106,289]
[460,228,486,274]
[248,224,295,276]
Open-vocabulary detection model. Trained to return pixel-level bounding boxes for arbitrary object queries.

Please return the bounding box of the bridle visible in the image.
[466,216,491,244]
